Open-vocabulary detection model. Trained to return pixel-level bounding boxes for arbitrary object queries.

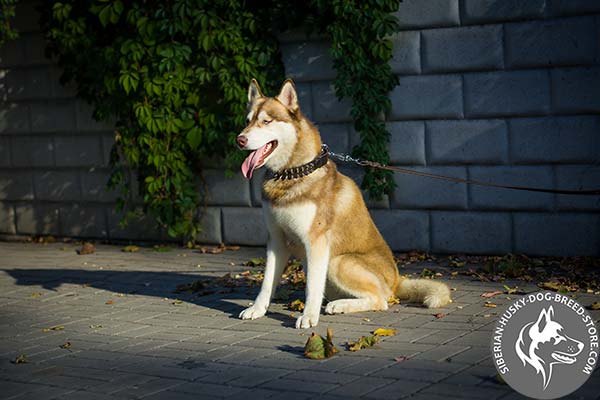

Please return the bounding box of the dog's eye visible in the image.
[263,119,272,125]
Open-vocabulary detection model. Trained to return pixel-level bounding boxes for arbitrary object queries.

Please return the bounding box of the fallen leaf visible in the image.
[153,245,172,252]
[483,314,492,318]
[89,324,103,329]
[59,342,71,349]
[288,299,305,312]
[588,302,600,310]
[77,242,95,255]
[387,296,400,305]
[434,313,445,319]
[304,328,339,360]
[503,285,525,295]
[394,356,410,363]
[450,271,459,276]
[244,258,266,267]
[122,245,140,252]
[363,318,371,322]
[481,291,502,298]
[12,354,27,364]
[373,328,396,337]
[347,335,379,352]
[30,292,42,298]
[105,300,113,305]
[172,299,183,305]
[42,325,64,332]
[484,302,497,308]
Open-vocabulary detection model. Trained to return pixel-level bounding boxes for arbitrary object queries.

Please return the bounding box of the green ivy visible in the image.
[30,1,399,240]
[313,0,399,199]
[0,0,18,47]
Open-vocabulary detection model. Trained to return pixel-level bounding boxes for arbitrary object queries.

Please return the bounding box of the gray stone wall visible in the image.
[1,0,599,255]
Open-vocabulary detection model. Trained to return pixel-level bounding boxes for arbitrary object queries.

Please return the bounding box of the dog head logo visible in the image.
[515,305,584,390]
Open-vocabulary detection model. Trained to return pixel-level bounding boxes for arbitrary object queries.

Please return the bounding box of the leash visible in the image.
[323,145,600,196]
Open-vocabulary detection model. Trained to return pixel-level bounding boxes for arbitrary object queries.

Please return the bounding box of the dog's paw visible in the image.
[325,300,347,314]
[239,304,267,320]
[295,313,319,329]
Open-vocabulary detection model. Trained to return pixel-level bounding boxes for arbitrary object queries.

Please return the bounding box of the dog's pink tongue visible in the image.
[241,144,268,179]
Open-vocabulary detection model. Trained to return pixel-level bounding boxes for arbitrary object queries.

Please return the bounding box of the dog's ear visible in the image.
[248,79,264,105]
[276,79,299,112]
[535,307,552,333]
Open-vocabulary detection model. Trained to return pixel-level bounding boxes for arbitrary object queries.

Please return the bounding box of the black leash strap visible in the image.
[324,145,600,196]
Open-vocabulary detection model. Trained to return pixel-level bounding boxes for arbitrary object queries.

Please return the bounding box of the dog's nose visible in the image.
[236,135,248,148]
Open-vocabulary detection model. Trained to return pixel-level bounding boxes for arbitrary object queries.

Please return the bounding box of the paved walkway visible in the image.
[0,242,598,400]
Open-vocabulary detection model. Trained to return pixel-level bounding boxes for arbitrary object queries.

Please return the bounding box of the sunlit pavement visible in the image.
[0,242,598,400]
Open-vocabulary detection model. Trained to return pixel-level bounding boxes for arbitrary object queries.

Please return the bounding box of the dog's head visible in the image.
[515,306,584,389]
[237,79,320,179]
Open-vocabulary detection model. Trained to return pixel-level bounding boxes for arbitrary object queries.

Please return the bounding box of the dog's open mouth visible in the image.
[241,140,278,179]
[552,351,577,364]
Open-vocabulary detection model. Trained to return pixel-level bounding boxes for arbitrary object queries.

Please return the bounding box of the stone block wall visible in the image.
[1,0,599,255]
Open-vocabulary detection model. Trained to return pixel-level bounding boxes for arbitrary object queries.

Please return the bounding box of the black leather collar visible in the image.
[270,145,329,181]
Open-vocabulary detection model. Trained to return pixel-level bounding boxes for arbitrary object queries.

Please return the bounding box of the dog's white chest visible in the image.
[267,202,316,245]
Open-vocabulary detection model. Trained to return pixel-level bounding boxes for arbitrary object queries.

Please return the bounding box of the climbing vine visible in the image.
[4,1,400,240]
[0,0,18,47]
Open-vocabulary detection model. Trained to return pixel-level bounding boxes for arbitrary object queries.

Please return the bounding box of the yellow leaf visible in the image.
[30,292,42,298]
[172,299,183,305]
[373,328,396,337]
[122,245,140,252]
[588,302,600,310]
[484,302,497,308]
[387,296,400,305]
[59,342,71,349]
[43,325,64,332]
[288,299,305,312]
[12,354,27,364]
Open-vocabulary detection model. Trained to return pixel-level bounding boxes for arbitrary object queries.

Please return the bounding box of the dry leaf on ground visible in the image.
[484,302,497,308]
[387,296,400,305]
[59,342,71,349]
[372,328,396,337]
[588,302,600,310]
[434,313,445,319]
[172,299,183,305]
[288,299,305,312]
[394,356,410,362]
[105,300,113,305]
[122,245,140,252]
[77,242,95,255]
[481,291,502,298]
[347,335,379,352]
[304,328,339,360]
[30,292,42,298]
[42,325,64,332]
[12,355,27,364]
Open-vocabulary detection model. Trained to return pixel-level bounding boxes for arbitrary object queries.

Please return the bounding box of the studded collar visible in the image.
[270,145,329,181]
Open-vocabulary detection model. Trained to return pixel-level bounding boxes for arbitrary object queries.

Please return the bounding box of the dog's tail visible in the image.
[396,278,452,308]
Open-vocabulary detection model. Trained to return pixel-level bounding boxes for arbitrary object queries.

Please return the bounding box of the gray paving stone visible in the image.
[390,75,463,120]
[468,166,554,211]
[10,135,54,167]
[325,376,395,398]
[364,378,430,399]
[551,67,600,113]
[427,120,508,165]
[388,121,425,165]
[391,166,467,210]
[505,17,596,68]
[423,25,503,72]
[513,213,600,256]
[461,0,546,24]
[464,70,550,117]
[395,0,459,29]
[430,211,511,254]
[508,116,600,164]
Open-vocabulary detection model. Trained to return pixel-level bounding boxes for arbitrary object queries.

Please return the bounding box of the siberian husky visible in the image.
[236,79,451,328]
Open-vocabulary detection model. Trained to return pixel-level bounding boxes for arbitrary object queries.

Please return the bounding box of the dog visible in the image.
[236,79,451,329]
[515,305,584,390]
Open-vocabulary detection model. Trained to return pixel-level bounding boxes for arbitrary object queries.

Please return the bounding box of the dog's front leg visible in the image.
[296,236,329,329]
[239,232,289,320]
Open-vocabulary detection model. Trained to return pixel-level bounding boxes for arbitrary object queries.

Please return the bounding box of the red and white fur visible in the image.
[237,79,451,329]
